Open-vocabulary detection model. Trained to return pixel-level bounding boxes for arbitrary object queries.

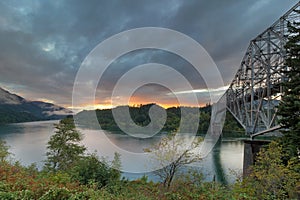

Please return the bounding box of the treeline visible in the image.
[0,118,298,199]
[0,103,68,125]
[75,103,244,135]
[0,108,39,124]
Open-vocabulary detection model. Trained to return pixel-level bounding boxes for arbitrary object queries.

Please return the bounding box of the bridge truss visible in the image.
[225,2,300,138]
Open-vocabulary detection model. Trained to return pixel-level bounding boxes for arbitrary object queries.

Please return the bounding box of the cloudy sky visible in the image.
[0,0,298,110]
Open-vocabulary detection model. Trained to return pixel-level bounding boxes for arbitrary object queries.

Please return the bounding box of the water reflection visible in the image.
[101,132,161,153]
[0,120,58,166]
[0,121,244,183]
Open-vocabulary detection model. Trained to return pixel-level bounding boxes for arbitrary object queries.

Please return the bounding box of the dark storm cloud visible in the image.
[0,0,298,108]
[164,0,299,83]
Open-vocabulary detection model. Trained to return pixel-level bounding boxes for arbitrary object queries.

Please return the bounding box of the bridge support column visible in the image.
[243,140,270,177]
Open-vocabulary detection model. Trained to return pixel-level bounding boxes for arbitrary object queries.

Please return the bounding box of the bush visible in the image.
[233,141,300,199]
[70,153,121,189]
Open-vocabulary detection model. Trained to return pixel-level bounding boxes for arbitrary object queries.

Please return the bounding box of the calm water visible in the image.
[0,120,244,183]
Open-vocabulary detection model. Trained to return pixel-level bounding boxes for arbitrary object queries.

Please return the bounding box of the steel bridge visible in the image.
[221,2,300,138]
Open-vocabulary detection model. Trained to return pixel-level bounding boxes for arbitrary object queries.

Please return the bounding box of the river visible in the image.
[0,120,245,184]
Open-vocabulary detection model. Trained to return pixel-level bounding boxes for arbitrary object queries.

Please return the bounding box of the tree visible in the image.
[70,152,121,188]
[277,21,300,159]
[145,133,203,188]
[44,117,86,171]
[234,141,299,199]
[0,139,10,162]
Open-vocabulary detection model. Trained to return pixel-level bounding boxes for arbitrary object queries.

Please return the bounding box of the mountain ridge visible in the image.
[0,87,72,124]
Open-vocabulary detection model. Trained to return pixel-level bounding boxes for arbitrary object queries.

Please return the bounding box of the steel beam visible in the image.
[223,2,300,136]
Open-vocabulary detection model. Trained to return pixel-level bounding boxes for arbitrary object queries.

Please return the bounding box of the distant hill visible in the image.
[75,103,244,135]
[0,87,72,124]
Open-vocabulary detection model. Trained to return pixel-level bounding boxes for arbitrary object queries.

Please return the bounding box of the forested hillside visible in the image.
[75,104,244,135]
[0,87,71,124]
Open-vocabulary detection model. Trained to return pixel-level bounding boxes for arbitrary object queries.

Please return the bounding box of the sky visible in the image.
[0,0,298,111]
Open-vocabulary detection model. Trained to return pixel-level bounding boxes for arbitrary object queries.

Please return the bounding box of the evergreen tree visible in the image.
[0,139,10,162]
[70,152,121,188]
[277,21,300,159]
[44,117,86,171]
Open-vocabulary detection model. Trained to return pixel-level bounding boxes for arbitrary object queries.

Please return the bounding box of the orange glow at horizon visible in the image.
[70,102,206,112]
[70,84,208,111]
[70,98,206,112]
[129,95,179,108]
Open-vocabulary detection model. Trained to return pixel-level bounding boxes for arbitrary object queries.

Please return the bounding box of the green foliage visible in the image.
[43,118,122,190]
[198,110,211,132]
[0,142,298,199]
[44,117,86,171]
[145,133,203,188]
[233,141,300,199]
[0,139,10,162]
[0,190,35,200]
[70,153,121,189]
[0,107,39,125]
[277,21,300,159]
[39,187,70,200]
[2,111,298,199]
[223,111,244,134]
[0,161,79,199]
[76,104,243,135]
